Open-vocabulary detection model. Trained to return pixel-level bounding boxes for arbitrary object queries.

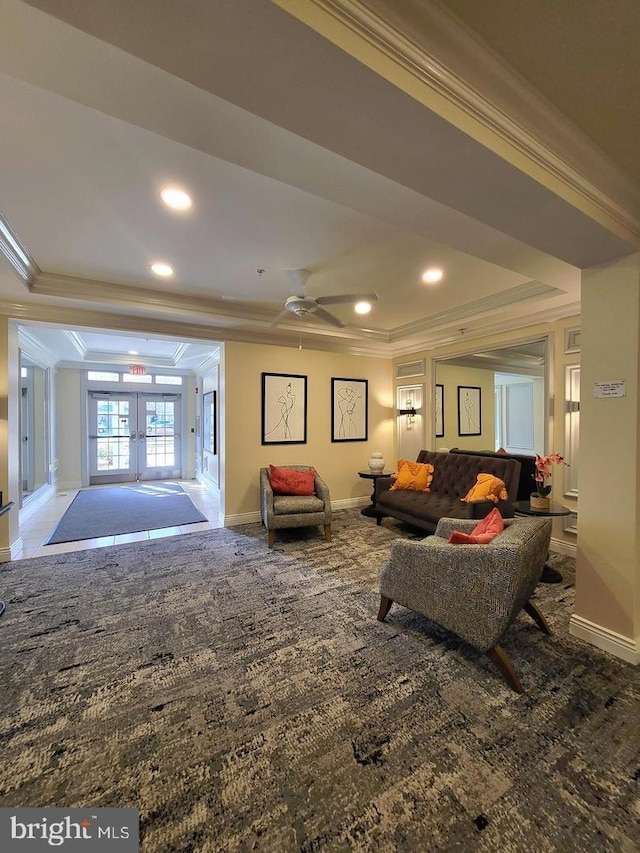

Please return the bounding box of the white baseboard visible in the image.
[9,538,24,561]
[224,511,262,526]
[19,484,56,524]
[0,542,18,563]
[569,614,640,665]
[223,497,368,527]
[333,497,369,510]
[549,537,577,557]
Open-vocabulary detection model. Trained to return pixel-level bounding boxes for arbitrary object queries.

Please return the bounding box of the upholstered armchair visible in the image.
[378,515,553,692]
[260,465,332,549]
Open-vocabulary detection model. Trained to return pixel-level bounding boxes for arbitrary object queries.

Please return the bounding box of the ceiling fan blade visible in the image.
[270,309,293,327]
[310,307,344,328]
[286,268,310,297]
[315,292,379,306]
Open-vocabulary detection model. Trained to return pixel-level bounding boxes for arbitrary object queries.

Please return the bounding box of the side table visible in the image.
[512,499,571,583]
[358,471,390,518]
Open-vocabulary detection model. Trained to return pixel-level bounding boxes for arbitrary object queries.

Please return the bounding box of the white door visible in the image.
[89,392,181,483]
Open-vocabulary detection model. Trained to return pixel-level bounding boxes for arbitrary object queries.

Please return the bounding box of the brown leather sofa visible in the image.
[374,450,521,533]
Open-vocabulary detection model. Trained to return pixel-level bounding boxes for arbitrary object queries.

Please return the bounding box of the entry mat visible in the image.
[45,483,207,544]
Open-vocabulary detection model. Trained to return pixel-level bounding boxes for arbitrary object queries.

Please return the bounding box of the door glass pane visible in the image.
[96,437,130,471]
[145,401,175,468]
[97,400,129,435]
[146,436,175,468]
[146,401,174,436]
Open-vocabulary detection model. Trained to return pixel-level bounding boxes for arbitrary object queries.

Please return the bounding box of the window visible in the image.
[123,373,153,384]
[155,375,183,385]
[88,371,119,382]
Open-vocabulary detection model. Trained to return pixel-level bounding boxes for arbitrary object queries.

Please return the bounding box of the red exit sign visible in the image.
[130,365,146,375]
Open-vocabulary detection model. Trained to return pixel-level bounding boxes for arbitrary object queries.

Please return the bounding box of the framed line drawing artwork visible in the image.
[457,385,482,436]
[202,391,216,454]
[435,383,444,438]
[261,372,307,444]
[331,377,368,441]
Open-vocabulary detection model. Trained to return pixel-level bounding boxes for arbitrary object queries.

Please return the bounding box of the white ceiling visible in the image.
[1,0,638,366]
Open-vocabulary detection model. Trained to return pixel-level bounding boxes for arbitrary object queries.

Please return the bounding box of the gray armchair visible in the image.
[378,515,553,692]
[260,465,332,549]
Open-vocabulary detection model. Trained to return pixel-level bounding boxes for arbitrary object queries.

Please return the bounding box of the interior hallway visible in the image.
[16,480,222,560]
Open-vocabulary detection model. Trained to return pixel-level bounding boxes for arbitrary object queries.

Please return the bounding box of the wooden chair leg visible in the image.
[267,530,275,549]
[377,595,393,622]
[324,524,332,542]
[486,645,524,694]
[524,599,551,635]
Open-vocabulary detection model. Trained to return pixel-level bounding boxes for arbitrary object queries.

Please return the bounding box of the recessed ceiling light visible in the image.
[128,350,138,355]
[422,268,443,284]
[160,187,192,210]
[355,301,372,314]
[151,262,174,277]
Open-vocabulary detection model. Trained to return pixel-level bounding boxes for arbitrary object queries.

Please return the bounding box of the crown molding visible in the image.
[30,271,392,347]
[0,299,393,359]
[389,281,562,342]
[0,211,39,285]
[2,293,581,364]
[388,301,581,358]
[275,0,640,243]
[61,330,87,358]
[196,352,222,376]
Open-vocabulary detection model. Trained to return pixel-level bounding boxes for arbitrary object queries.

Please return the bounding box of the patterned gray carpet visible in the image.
[0,510,638,852]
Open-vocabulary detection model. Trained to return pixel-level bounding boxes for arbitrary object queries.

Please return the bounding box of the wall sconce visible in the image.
[398,398,417,428]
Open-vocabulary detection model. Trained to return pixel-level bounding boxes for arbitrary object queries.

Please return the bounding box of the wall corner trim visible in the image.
[569,614,640,665]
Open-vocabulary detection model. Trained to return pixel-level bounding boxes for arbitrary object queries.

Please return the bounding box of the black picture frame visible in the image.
[457,385,482,436]
[435,383,444,438]
[202,391,216,454]
[261,372,307,444]
[331,377,368,441]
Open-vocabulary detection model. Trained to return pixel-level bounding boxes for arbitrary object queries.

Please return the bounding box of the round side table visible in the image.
[358,471,390,517]
[512,499,571,583]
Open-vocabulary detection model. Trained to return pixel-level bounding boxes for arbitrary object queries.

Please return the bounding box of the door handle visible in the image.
[138,431,145,440]
[130,432,137,439]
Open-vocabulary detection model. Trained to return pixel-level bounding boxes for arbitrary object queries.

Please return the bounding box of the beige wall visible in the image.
[0,317,20,556]
[574,254,640,655]
[57,368,83,487]
[223,341,393,519]
[434,363,495,451]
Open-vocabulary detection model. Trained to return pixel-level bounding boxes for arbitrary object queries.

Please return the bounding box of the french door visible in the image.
[88,392,181,484]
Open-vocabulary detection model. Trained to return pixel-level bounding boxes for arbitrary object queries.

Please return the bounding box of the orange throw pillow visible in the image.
[269,465,316,496]
[461,473,508,504]
[448,507,504,544]
[390,461,434,492]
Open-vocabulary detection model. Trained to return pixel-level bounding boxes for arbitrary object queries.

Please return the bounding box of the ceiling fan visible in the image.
[271,269,378,328]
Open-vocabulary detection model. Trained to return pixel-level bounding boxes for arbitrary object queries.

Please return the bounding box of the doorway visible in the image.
[88,391,182,484]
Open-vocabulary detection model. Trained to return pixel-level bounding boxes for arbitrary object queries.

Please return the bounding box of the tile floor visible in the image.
[16,480,222,560]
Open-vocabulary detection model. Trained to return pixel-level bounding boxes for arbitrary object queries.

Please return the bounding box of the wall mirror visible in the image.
[20,351,50,505]
[434,339,547,454]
